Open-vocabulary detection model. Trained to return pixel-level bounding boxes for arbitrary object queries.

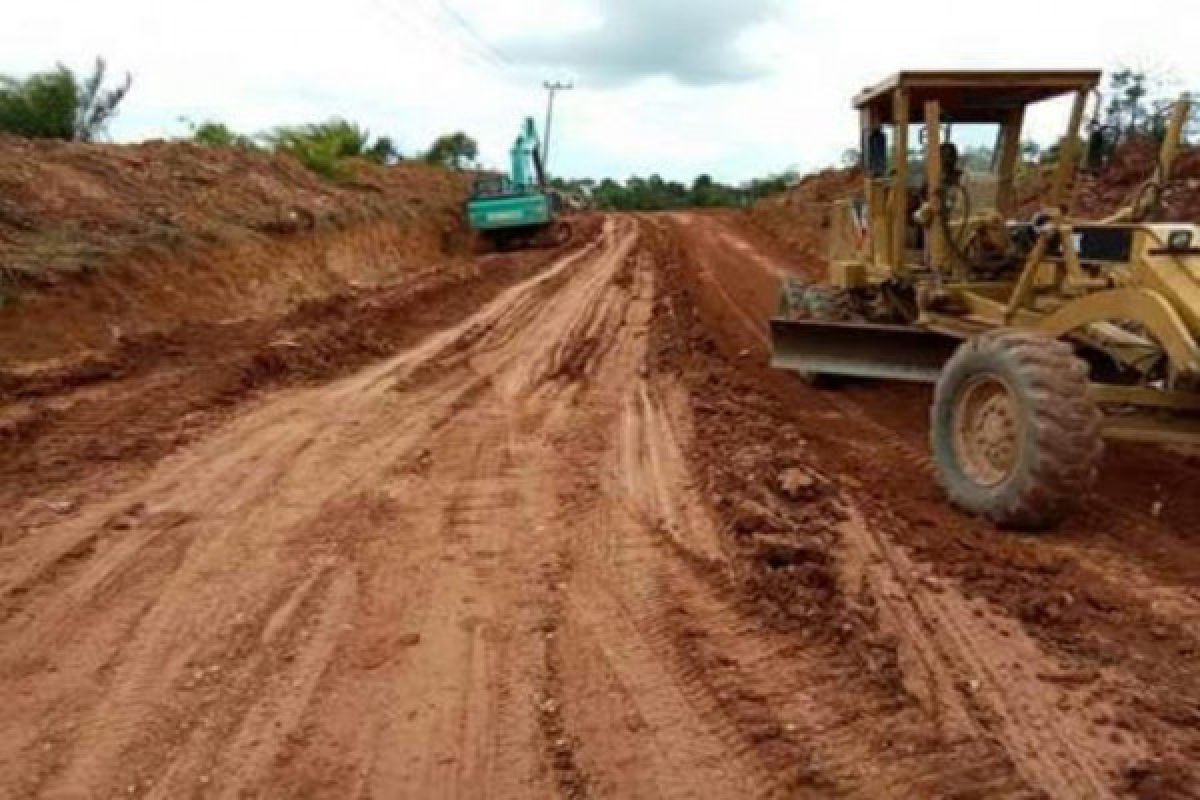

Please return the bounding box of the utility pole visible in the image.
[542,80,574,173]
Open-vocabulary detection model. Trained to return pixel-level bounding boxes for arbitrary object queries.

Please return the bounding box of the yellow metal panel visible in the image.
[1090,385,1200,412]
[892,89,909,275]
[1050,90,1088,211]
[923,100,946,273]
[995,106,1024,216]
[1037,288,1200,376]
[1132,226,1200,335]
[830,260,869,288]
[1101,414,1200,446]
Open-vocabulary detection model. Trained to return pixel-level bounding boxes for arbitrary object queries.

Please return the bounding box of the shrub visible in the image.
[187,120,259,151]
[0,58,131,141]
[423,132,478,170]
[262,119,398,179]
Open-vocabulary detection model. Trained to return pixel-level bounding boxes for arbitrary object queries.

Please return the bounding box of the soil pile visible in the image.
[0,135,468,283]
[744,167,860,270]
[0,137,473,367]
[1075,138,1200,221]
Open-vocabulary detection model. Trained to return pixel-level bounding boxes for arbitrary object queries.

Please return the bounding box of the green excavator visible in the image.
[466,117,572,250]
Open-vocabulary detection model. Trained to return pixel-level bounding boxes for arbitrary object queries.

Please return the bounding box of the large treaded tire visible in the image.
[931,330,1103,530]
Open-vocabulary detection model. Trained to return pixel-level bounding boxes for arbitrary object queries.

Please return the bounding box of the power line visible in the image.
[431,0,513,72]
[369,0,502,75]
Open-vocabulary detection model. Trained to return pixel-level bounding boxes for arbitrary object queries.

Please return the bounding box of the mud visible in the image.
[1,211,1198,799]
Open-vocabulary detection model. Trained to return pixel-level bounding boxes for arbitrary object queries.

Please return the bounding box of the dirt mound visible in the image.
[0,136,474,368]
[744,167,860,273]
[1075,139,1200,221]
[0,135,467,283]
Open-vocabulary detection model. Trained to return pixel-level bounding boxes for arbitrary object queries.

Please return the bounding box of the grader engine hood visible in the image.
[1136,224,1200,337]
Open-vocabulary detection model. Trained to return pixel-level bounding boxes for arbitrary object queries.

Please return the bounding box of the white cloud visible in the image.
[4,0,1199,182]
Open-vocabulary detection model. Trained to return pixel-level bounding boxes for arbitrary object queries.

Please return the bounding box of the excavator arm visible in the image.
[510,117,546,191]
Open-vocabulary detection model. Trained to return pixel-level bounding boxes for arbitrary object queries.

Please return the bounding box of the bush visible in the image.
[187,120,259,151]
[423,132,478,170]
[0,58,131,141]
[262,119,399,179]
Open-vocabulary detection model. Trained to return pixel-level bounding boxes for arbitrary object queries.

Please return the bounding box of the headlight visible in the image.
[1167,229,1193,251]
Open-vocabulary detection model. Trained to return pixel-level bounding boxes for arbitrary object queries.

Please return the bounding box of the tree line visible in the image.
[5,59,1194,203]
[0,59,480,180]
[550,173,799,211]
[184,118,478,179]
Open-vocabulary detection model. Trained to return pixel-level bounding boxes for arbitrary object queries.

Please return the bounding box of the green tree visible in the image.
[584,170,794,212]
[1098,67,1198,146]
[1103,68,1149,141]
[365,135,400,165]
[691,174,719,207]
[0,58,131,141]
[423,132,478,169]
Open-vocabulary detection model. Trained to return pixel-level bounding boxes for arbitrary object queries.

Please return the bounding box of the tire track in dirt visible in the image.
[654,211,1200,796]
[1,232,618,798]
[6,209,1196,798]
[3,217,815,800]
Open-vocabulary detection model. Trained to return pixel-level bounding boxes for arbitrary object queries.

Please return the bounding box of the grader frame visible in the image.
[770,71,1200,527]
[772,70,1200,447]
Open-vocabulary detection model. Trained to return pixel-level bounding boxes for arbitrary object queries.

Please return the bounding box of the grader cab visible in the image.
[771,70,1199,529]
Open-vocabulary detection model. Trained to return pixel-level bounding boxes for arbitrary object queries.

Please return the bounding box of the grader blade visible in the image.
[769,318,960,383]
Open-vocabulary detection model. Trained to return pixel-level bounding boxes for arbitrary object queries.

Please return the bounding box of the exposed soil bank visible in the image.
[0,135,471,368]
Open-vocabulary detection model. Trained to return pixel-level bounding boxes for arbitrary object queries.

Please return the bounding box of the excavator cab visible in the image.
[466,117,572,250]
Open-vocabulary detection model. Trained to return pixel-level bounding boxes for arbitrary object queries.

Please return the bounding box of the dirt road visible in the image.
[2,214,1198,798]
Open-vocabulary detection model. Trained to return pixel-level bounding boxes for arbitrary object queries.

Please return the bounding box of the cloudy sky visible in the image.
[5,0,1199,183]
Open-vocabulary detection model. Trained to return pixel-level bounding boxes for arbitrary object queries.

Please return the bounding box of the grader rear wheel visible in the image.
[932,330,1103,530]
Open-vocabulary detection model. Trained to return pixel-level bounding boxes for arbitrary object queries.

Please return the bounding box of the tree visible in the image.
[691,174,720,207]
[423,132,478,170]
[365,135,400,165]
[0,58,131,141]
[72,59,132,142]
[1098,67,1198,147]
[584,170,793,212]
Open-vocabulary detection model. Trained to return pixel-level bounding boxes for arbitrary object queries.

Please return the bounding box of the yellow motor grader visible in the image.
[771,71,1198,529]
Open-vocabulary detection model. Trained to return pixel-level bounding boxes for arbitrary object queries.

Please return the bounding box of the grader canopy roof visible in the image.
[854,70,1101,123]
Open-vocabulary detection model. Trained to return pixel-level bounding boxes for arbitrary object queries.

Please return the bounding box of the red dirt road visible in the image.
[2,214,1199,798]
